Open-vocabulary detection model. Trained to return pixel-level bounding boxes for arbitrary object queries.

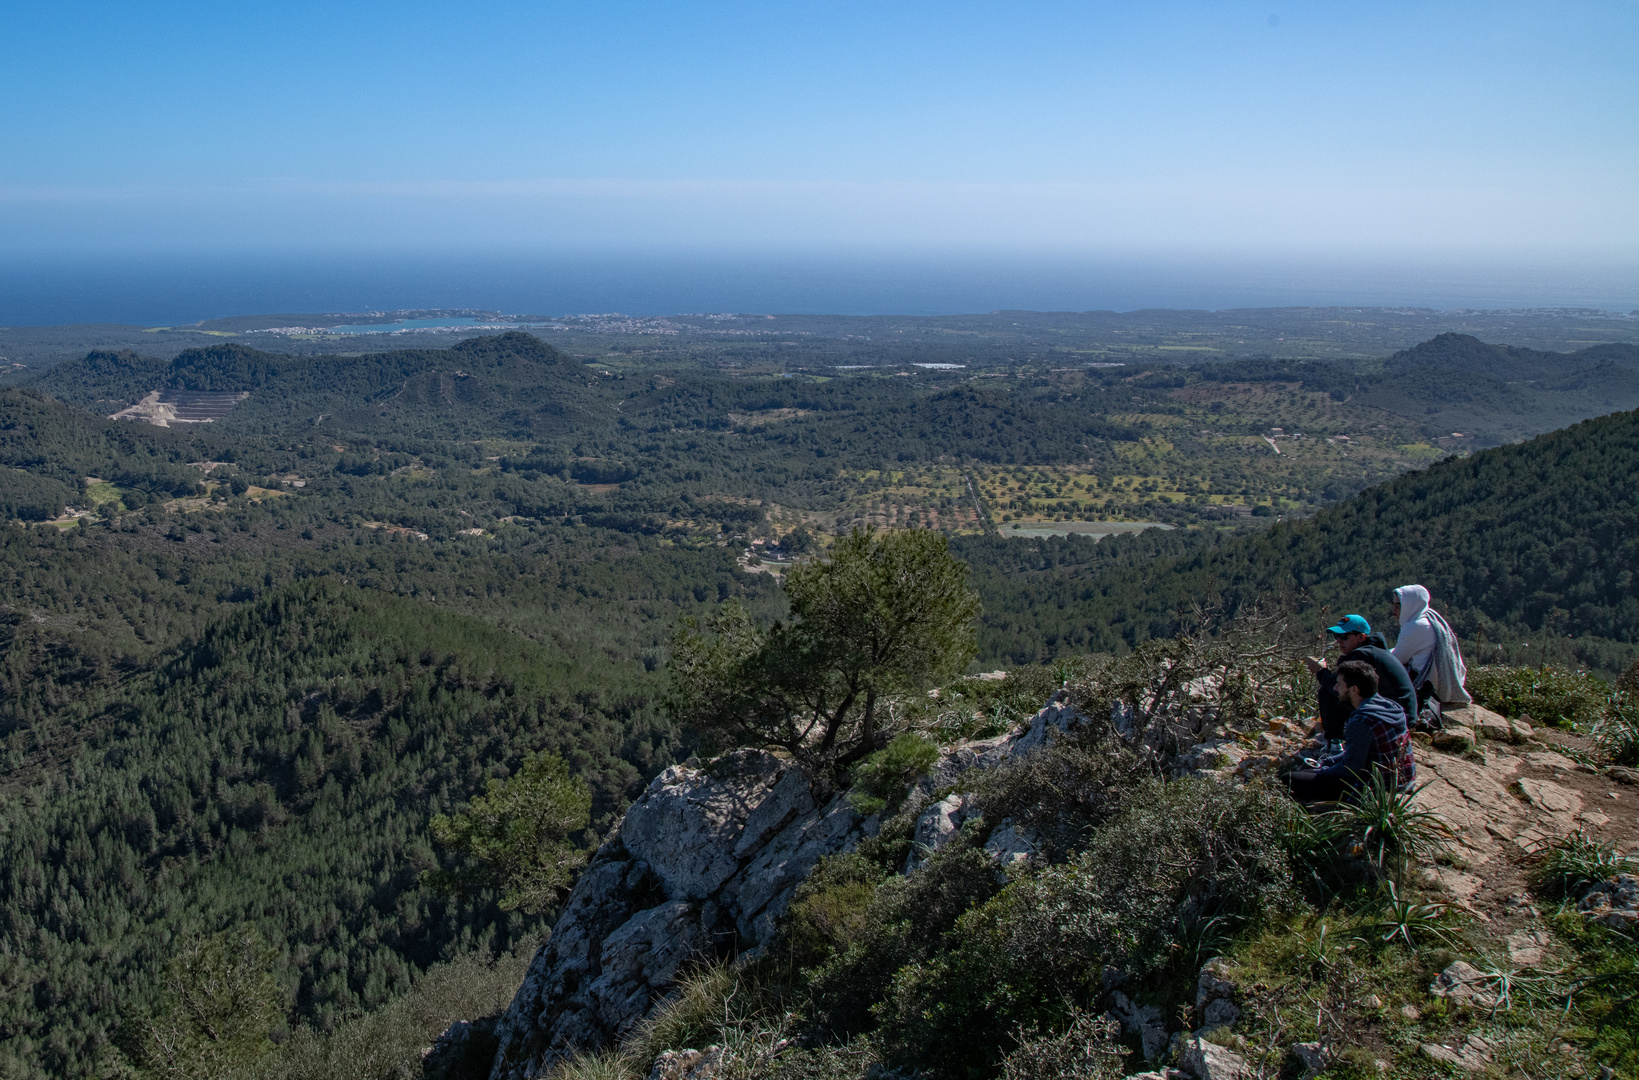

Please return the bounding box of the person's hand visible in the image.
[1303,656,1326,675]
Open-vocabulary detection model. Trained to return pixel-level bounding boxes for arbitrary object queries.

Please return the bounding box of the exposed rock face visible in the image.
[1107,990,1168,1060]
[488,750,865,1079]
[489,702,1101,1079]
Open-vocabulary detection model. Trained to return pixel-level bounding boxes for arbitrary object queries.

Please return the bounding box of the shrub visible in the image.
[804,835,1005,1038]
[1468,664,1610,729]
[908,668,1057,743]
[847,733,940,816]
[781,853,891,971]
[1326,775,1453,886]
[235,943,539,1080]
[129,929,288,1080]
[966,719,1147,863]
[874,780,1297,1078]
[999,1012,1123,1080]
[1595,660,1639,765]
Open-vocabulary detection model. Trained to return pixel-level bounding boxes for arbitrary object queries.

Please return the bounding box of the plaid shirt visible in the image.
[1363,697,1417,788]
[1319,693,1416,789]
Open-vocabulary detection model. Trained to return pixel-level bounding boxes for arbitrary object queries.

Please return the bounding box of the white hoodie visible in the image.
[1391,585,1437,675]
[1391,584,1471,705]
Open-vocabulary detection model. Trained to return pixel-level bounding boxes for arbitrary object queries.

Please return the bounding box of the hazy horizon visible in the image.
[3,250,1637,328]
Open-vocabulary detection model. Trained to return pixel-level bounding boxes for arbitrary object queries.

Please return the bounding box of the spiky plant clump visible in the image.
[1327,774,1454,885]
[1532,831,1635,899]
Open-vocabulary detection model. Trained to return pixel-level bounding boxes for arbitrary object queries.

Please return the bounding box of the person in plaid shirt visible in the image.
[1286,660,1416,803]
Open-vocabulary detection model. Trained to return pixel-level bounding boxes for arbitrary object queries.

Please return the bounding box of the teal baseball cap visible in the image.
[1326,614,1371,636]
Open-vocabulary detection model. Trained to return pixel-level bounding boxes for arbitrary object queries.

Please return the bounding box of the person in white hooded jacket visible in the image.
[1390,585,1472,723]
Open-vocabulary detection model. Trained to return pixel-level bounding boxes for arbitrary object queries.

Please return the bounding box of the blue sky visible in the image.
[2,1,1636,259]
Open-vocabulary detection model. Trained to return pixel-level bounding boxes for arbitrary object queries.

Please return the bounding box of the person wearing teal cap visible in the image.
[1303,612,1417,743]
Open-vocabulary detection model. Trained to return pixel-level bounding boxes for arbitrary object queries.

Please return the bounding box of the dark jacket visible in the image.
[1316,632,1418,741]
[1315,691,1416,790]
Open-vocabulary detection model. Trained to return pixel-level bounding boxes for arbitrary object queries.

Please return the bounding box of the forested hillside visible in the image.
[0,388,217,518]
[985,404,1639,673]
[0,582,676,1077]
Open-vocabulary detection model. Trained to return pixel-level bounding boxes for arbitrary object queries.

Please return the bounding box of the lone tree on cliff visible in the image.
[668,527,981,780]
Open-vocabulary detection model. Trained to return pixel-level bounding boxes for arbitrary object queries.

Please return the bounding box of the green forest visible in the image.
[3,326,1638,1076]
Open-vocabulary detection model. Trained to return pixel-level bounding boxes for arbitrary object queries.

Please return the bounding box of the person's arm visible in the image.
[1316,713,1370,778]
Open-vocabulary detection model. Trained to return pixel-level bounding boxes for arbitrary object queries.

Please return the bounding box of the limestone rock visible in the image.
[1429,960,1497,1008]
[983,822,1036,868]
[1432,725,1476,753]
[490,699,1102,1080]
[620,751,791,900]
[1525,750,1578,772]
[1420,1034,1492,1072]
[1289,1042,1329,1080]
[906,793,975,870]
[1175,1034,1251,1080]
[1107,990,1169,1061]
[1578,874,1639,931]
[1445,704,1518,743]
[487,752,867,1080]
[1507,928,1551,966]
[1513,776,1583,816]
[1194,957,1240,1030]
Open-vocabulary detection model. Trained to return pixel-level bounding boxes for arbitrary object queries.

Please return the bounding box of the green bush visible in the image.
[999,1012,1123,1080]
[912,664,1075,742]
[966,718,1146,863]
[232,941,539,1080]
[1468,664,1611,729]
[127,930,288,1080]
[780,853,891,971]
[804,835,1005,1038]
[1532,831,1636,899]
[873,780,1297,1078]
[847,733,940,816]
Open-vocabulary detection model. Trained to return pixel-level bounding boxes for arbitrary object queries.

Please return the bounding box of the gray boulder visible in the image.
[1107,990,1169,1061]
[1194,957,1241,1031]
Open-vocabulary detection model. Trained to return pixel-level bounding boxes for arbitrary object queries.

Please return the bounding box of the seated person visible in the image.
[1390,584,1472,728]
[1287,660,1417,803]
[1303,614,1418,744]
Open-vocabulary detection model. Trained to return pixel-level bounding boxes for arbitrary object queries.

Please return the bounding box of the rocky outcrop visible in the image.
[488,702,1102,1079]
[488,750,863,1079]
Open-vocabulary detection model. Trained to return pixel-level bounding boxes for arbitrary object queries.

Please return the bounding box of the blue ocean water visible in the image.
[0,251,1635,326]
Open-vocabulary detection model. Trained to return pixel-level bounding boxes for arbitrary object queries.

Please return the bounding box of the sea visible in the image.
[1,251,1636,326]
